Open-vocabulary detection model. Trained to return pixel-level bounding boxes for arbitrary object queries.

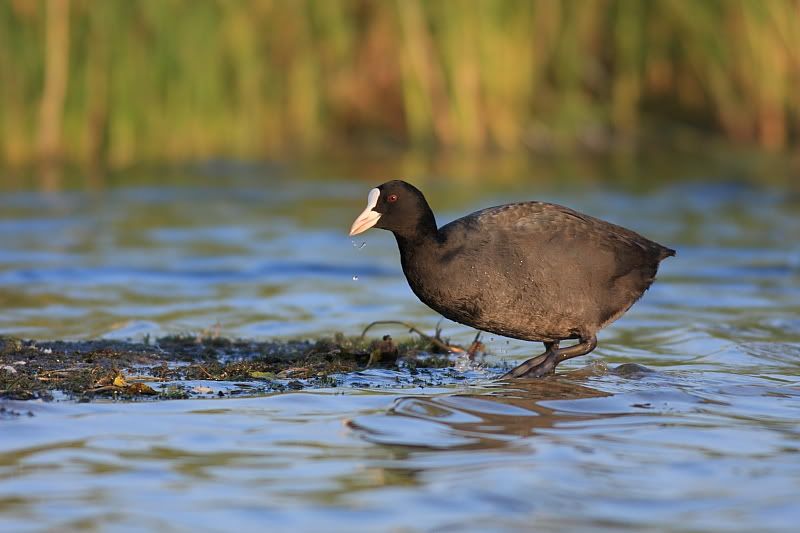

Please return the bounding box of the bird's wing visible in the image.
[442,201,672,260]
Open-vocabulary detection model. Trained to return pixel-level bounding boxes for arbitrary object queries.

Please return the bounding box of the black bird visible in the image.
[349,180,675,378]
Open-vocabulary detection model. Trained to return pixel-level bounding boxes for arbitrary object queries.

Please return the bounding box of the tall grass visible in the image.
[0,0,798,169]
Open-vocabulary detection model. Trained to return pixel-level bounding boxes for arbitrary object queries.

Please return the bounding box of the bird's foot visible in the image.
[500,335,598,380]
[500,343,559,379]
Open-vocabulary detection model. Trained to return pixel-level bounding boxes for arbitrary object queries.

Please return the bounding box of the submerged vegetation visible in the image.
[1,0,799,171]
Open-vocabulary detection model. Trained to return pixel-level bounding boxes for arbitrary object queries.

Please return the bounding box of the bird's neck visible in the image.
[394,230,437,257]
[391,209,439,252]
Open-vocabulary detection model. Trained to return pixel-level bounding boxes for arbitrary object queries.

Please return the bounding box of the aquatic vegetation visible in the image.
[1,0,799,170]
[0,333,465,400]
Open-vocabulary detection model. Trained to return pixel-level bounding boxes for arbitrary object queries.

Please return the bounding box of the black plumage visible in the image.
[349,180,675,378]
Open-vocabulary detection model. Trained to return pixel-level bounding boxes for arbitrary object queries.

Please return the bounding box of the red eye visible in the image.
[387,194,398,203]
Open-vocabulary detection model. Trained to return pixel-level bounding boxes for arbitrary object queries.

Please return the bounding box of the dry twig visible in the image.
[360,320,465,353]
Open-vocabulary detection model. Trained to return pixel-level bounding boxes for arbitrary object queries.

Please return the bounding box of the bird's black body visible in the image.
[351,180,675,378]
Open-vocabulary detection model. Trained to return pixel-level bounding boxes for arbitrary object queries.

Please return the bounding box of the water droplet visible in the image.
[352,275,359,281]
[352,240,367,249]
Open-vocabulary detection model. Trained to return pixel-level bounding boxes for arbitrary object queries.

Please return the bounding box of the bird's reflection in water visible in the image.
[347,375,614,451]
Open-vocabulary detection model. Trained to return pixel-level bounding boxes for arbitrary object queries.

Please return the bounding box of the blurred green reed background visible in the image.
[1,0,799,173]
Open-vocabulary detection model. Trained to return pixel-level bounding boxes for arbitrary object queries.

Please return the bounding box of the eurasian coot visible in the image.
[349,180,675,378]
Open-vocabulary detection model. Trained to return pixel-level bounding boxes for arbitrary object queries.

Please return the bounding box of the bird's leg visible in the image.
[554,335,597,364]
[501,335,598,379]
[501,341,559,379]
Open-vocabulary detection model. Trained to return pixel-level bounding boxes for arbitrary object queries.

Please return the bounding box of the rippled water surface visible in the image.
[2,155,800,531]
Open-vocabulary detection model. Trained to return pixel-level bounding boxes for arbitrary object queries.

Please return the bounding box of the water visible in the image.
[2,154,800,531]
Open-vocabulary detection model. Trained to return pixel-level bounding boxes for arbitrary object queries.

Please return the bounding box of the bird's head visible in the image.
[349,180,436,239]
